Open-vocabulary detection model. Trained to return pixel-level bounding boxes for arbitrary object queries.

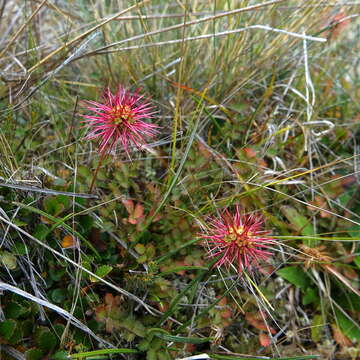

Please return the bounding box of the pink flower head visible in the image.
[200,205,274,273]
[81,86,159,155]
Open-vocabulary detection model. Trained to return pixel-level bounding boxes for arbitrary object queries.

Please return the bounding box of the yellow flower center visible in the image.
[111,105,135,125]
[225,226,253,250]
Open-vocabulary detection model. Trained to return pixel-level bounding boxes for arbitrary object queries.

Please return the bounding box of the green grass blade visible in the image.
[12,201,100,259]
[70,348,139,359]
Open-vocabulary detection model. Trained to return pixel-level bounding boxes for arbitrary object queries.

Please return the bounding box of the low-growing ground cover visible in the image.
[0,1,359,359]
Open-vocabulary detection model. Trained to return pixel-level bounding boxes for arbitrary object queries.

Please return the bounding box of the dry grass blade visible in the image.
[27,0,151,73]
[82,0,290,56]
[0,0,359,357]
[0,214,157,316]
[0,281,114,347]
[0,181,98,198]
[0,0,46,58]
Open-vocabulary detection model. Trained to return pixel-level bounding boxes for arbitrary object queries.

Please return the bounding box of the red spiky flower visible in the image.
[200,205,274,273]
[81,86,159,155]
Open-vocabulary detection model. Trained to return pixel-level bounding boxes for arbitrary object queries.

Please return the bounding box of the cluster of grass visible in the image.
[0,0,359,359]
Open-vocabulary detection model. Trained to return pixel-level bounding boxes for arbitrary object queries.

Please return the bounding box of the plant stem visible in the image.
[89,152,106,193]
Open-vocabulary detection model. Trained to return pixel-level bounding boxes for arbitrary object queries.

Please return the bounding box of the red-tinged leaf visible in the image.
[157,302,169,312]
[106,318,115,333]
[343,252,355,264]
[323,175,346,198]
[95,293,123,334]
[248,311,268,321]
[40,215,53,225]
[341,175,356,187]
[258,159,268,168]
[259,333,271,347]
[198,141,212,159]
[306,195,331,218]
[221,309,232,319]
[332,324,352,348]
[325,265,360,297]
[148,207,162,223]
[134,203,144,218]
[104,293,121,306]
[328,9,351,40]
[104,293,114,305]
[185,344,196,353]
[122,199,134,214]
[243,147,257,158]
[146,183,161,198]
[153,213,162,223]
[245,313,276,334]
[217,296,227,307]
[342,267,358,281]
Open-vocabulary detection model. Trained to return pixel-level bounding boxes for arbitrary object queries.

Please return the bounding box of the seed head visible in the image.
[200,205,274,273]
[81,86,159,155]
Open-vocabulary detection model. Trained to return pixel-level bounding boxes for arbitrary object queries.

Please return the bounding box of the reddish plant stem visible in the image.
[89,151,107,193]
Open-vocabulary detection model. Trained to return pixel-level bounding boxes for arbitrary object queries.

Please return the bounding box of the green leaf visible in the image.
[335,292,360,312]
[70,349,139,358]
[281,206,315,245]
[37,329,57,351]
[0,319,16,341]
[121,316,146,337]
[135,244,146,255]
[145,245,156,258]
[25,348,44,360]
[137,339,150,351]
[303,287,319,306]
[137,254,147,264]
[335,309,360,341]
[51,350,69,360]
[347,225,360,239]
[79,215,94,232]
[78,165,91,179]
[157,352,171,360]
[49,267,66,282]
[277,266,310,289]
[146,348,157,360]
[43,196,65,216]
[13,201,100,259]
[354,256,360,269]
[90,265,113,282]
[311,314,324,342]
[13,219,28,227]
[22,319,34,337]
[51,288,67,303]
[33,223,49,241]
[80,261,91,280]
[0,250,17,270]
[12,241,27,255]
[5,301,27,319]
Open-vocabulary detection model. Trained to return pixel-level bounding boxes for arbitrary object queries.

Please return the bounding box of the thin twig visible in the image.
[82,0,290,56]
[0,181,98,199]
[0,281,114,348]
[0,0,47,58]
[95,25,326,55]
[27,0,151,73]
[0,215,156,315]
